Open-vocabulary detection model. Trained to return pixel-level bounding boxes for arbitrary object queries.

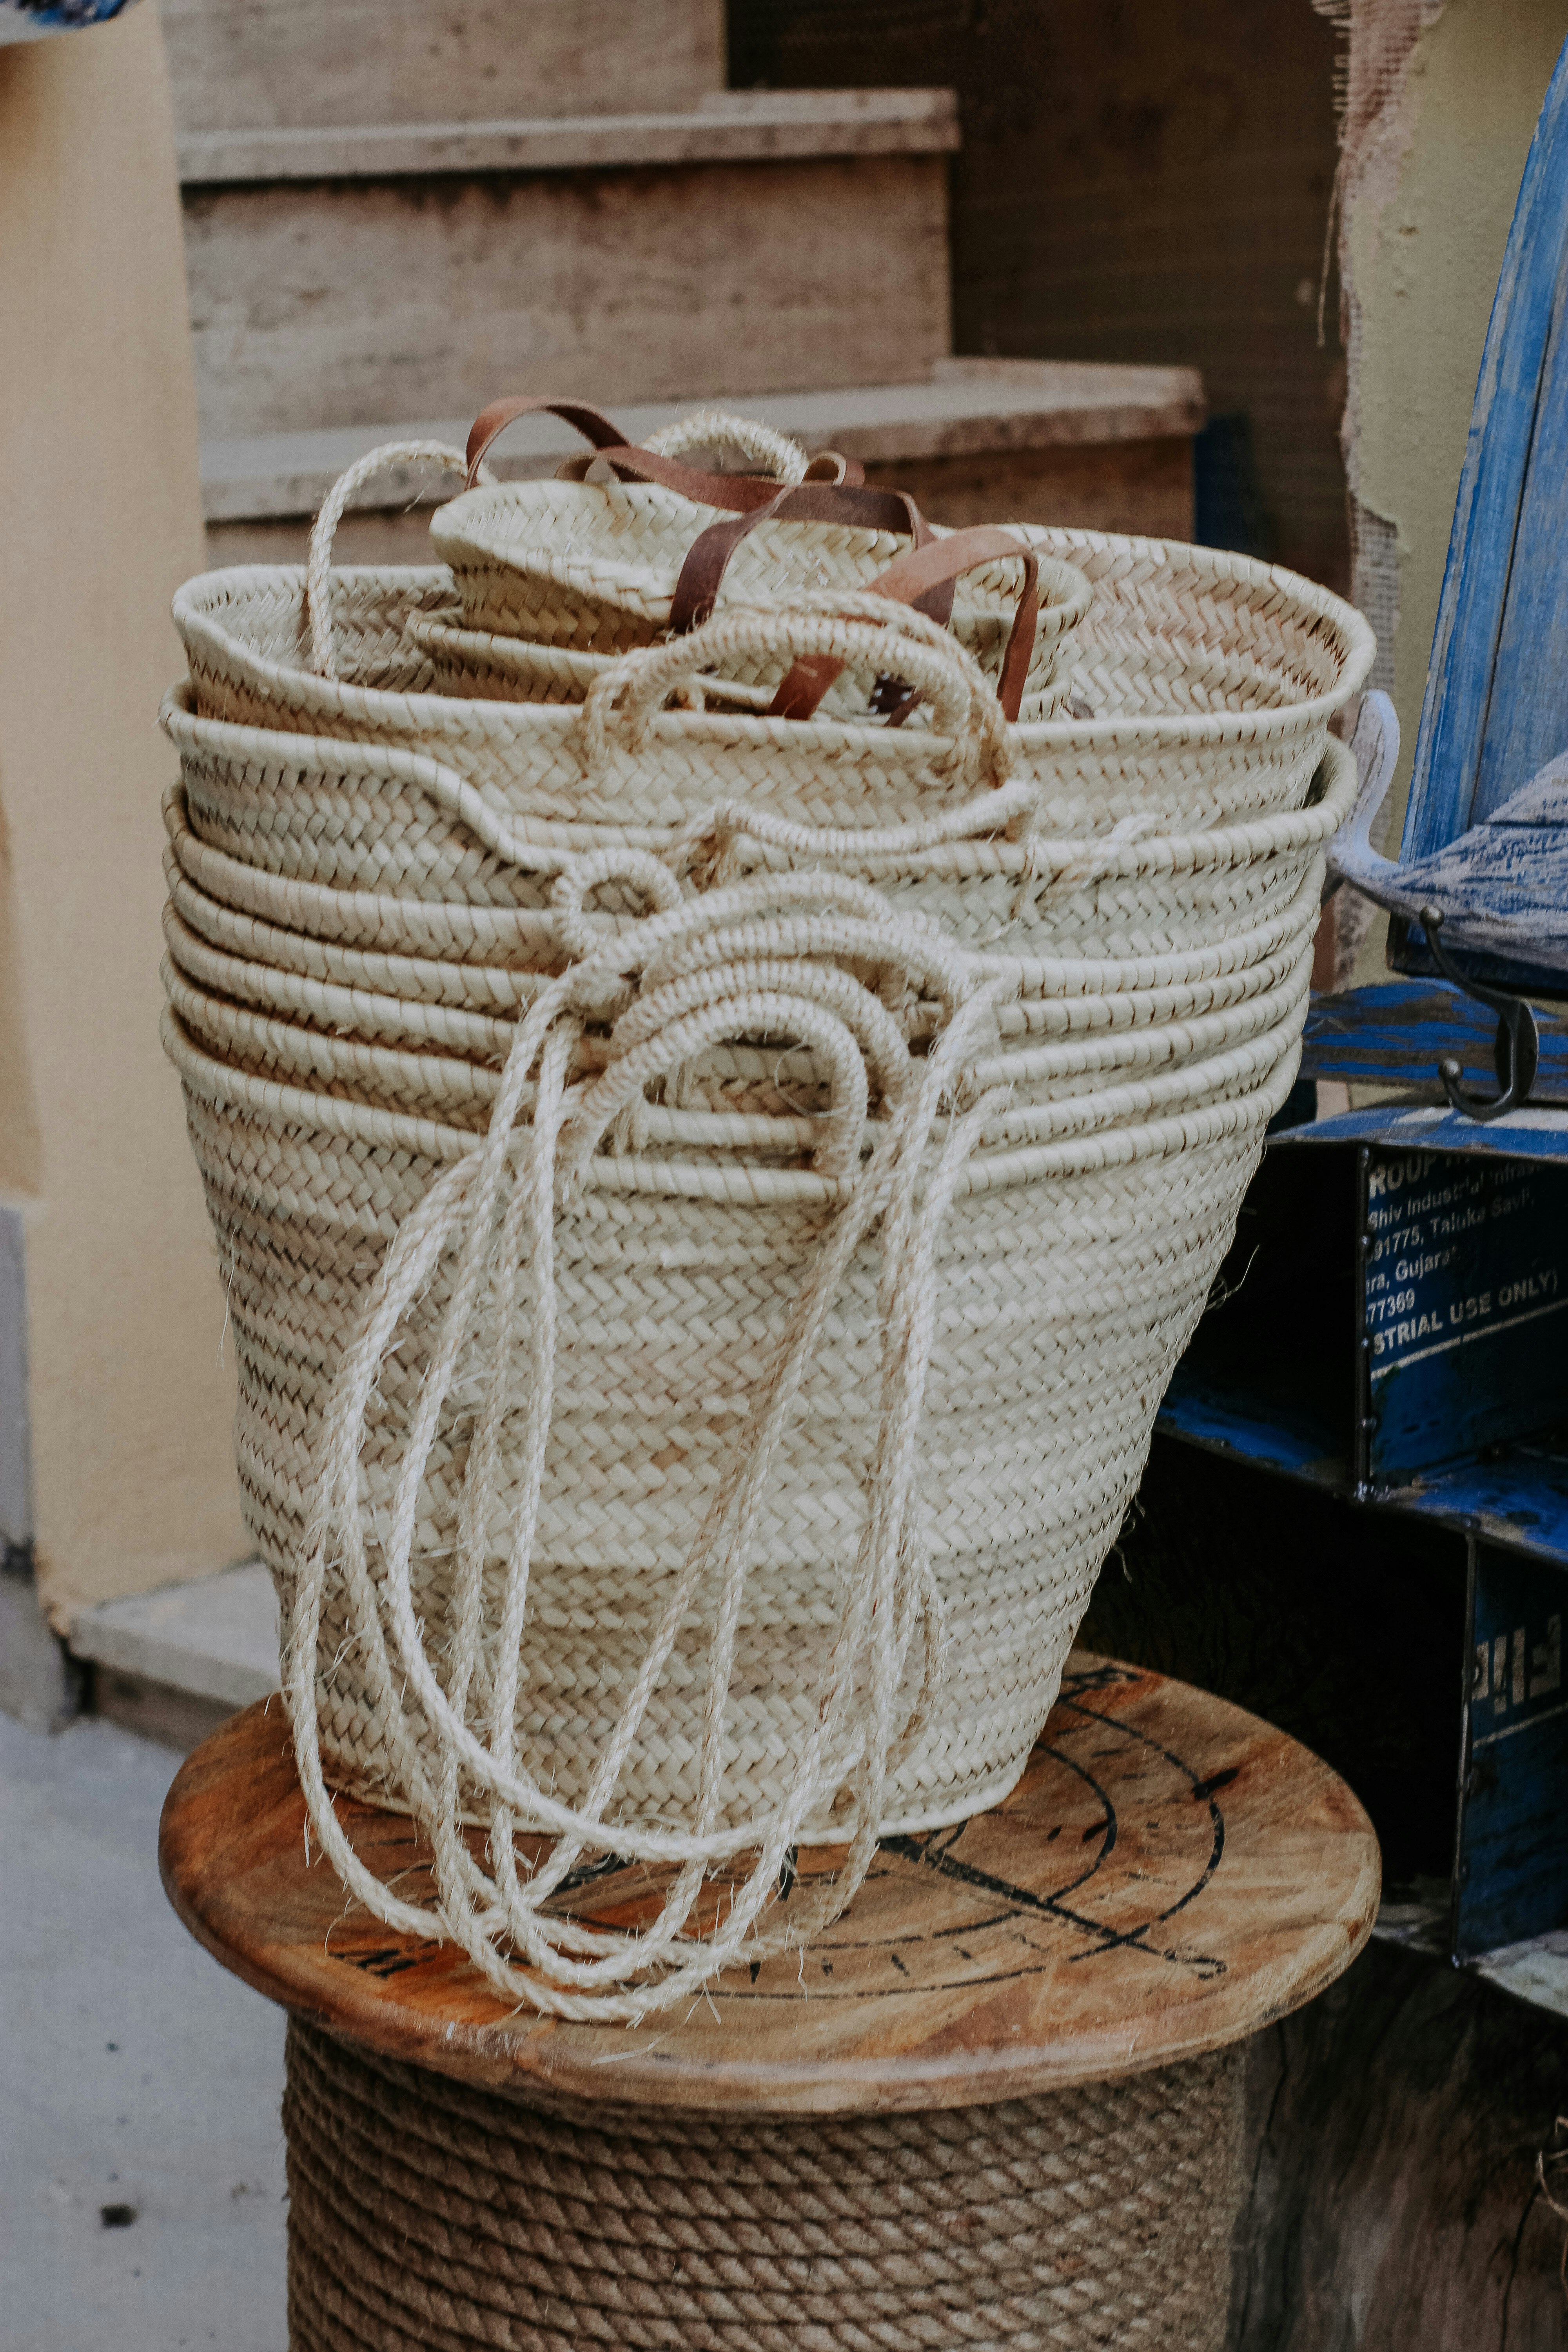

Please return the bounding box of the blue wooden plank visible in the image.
[1403,36,1568,865]
[1455,1542,1568,1955]
[1333,691,1568,988]
[1478,265,1568,818]
[1301,980,1568,1095]
[1156,1377,1347,1484]
[1290,1100,1568,1165]
[1371,784,1568,977]
[1396,1451,1568,1568]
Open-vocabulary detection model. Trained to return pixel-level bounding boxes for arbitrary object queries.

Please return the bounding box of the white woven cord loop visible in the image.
[307,440,495,681]
[581,594,1014,791]
[283,855,1014,2020]
[641,407,810,485]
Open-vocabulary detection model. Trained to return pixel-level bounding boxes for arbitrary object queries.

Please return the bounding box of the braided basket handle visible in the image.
[308,438,479,677]
[465,393,806,508]
[644,407,848,486]
[581,601,1007,786]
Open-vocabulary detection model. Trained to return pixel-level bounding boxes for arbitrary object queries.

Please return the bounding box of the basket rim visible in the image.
[162,1001,1300,1203]
[161,780,1329,991]
[160,687,1359,876]
[171,547,1375,754]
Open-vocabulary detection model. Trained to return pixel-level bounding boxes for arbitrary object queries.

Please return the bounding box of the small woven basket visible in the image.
[174,535,1371,849]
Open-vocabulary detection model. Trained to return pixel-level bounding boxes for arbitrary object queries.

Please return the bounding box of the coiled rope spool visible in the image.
[283,2020,1245,2352]
[157,1668,1380,2352]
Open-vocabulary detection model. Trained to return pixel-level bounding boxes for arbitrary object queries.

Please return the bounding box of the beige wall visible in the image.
[0,3,245,1625]
[1349,0,1568,980]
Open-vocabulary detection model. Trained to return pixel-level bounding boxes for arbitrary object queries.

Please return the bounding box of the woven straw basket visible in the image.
[162,833,1310,1811]
[174,535,1372,856]
[305,417,1091,722]
[160,445,1369,2013]
[159,742,1348,2014]
[167,994,1298,1822]
[425,481,1088,717]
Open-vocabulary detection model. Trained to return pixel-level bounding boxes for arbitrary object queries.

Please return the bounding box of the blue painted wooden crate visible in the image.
[1156,1100,1568,1973]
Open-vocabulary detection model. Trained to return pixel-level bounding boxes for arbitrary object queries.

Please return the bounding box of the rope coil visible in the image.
[287,857,1014,2020]
[283,2020,1245,2352]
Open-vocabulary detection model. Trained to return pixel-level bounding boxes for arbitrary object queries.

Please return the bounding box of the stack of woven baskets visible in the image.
[160,396,1373,2018]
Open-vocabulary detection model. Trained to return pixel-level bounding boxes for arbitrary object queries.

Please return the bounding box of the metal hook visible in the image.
[1421,903,1539,1122]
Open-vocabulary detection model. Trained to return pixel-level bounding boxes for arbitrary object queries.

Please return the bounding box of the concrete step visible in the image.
[201,361,1207,567]
[178,93,958,438]
[164,0,725,131]
[71,1562,279,1751]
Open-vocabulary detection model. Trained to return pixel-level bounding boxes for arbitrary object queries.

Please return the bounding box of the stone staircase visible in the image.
[162,0,1204,564]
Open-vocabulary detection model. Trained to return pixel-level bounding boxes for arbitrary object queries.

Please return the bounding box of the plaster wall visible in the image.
[0,4,245,1625]
[1350,0,1568,980]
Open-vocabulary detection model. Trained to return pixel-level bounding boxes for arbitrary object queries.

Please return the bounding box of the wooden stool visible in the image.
[160,1653,1378,2351]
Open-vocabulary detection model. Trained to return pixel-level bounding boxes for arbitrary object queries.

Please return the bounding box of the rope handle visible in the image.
[307,439,484,680]
[770,528,1045,728]
[642,406,827,484]
[579,597,1010,782]
[466,394,808,506]
[286,851,1011,2017]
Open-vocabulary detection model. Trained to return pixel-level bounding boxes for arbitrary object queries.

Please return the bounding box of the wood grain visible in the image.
[1403,38,1568,864]
[181,156,950,439]
[862,437,1194,539]
[163,0,727,134]
[159,1652,1379,2118]
[205,436,1197,570]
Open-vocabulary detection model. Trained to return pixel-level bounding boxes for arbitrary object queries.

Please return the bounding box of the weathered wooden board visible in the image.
[1403,36,1568,867]
[1162,1115,1568,1513]
[1301,980,1568,1100]
[1232,1938,1568,2352]
[158,1655,1378,2118]
[1357,1143,1568,1481]
[1459,1540,1568,1956]
[205,435,1198,570]
[862,435,1194,537]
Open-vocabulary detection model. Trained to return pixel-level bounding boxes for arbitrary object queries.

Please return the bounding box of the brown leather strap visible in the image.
[767,527,1041,730]
[466,396,629,487]
[465,395,786,507]
[669,482,937,635]
[802,450,866,486]
[552,443,803,509]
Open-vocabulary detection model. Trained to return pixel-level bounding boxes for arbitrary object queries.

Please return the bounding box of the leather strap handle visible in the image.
[802,450,866,486]
[466,396,628,486]
[465,394,802,509]
[669,481,937,635]
[769,527,1041,728]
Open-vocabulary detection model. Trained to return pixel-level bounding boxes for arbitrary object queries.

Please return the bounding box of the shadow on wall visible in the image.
[728,0,1349,587]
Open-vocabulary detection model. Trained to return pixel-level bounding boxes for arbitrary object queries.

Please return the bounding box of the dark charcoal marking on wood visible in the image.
[1055,1691,1230,1928]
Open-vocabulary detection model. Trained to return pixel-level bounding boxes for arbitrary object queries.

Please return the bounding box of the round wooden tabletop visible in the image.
[160,1650,1379,2118]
